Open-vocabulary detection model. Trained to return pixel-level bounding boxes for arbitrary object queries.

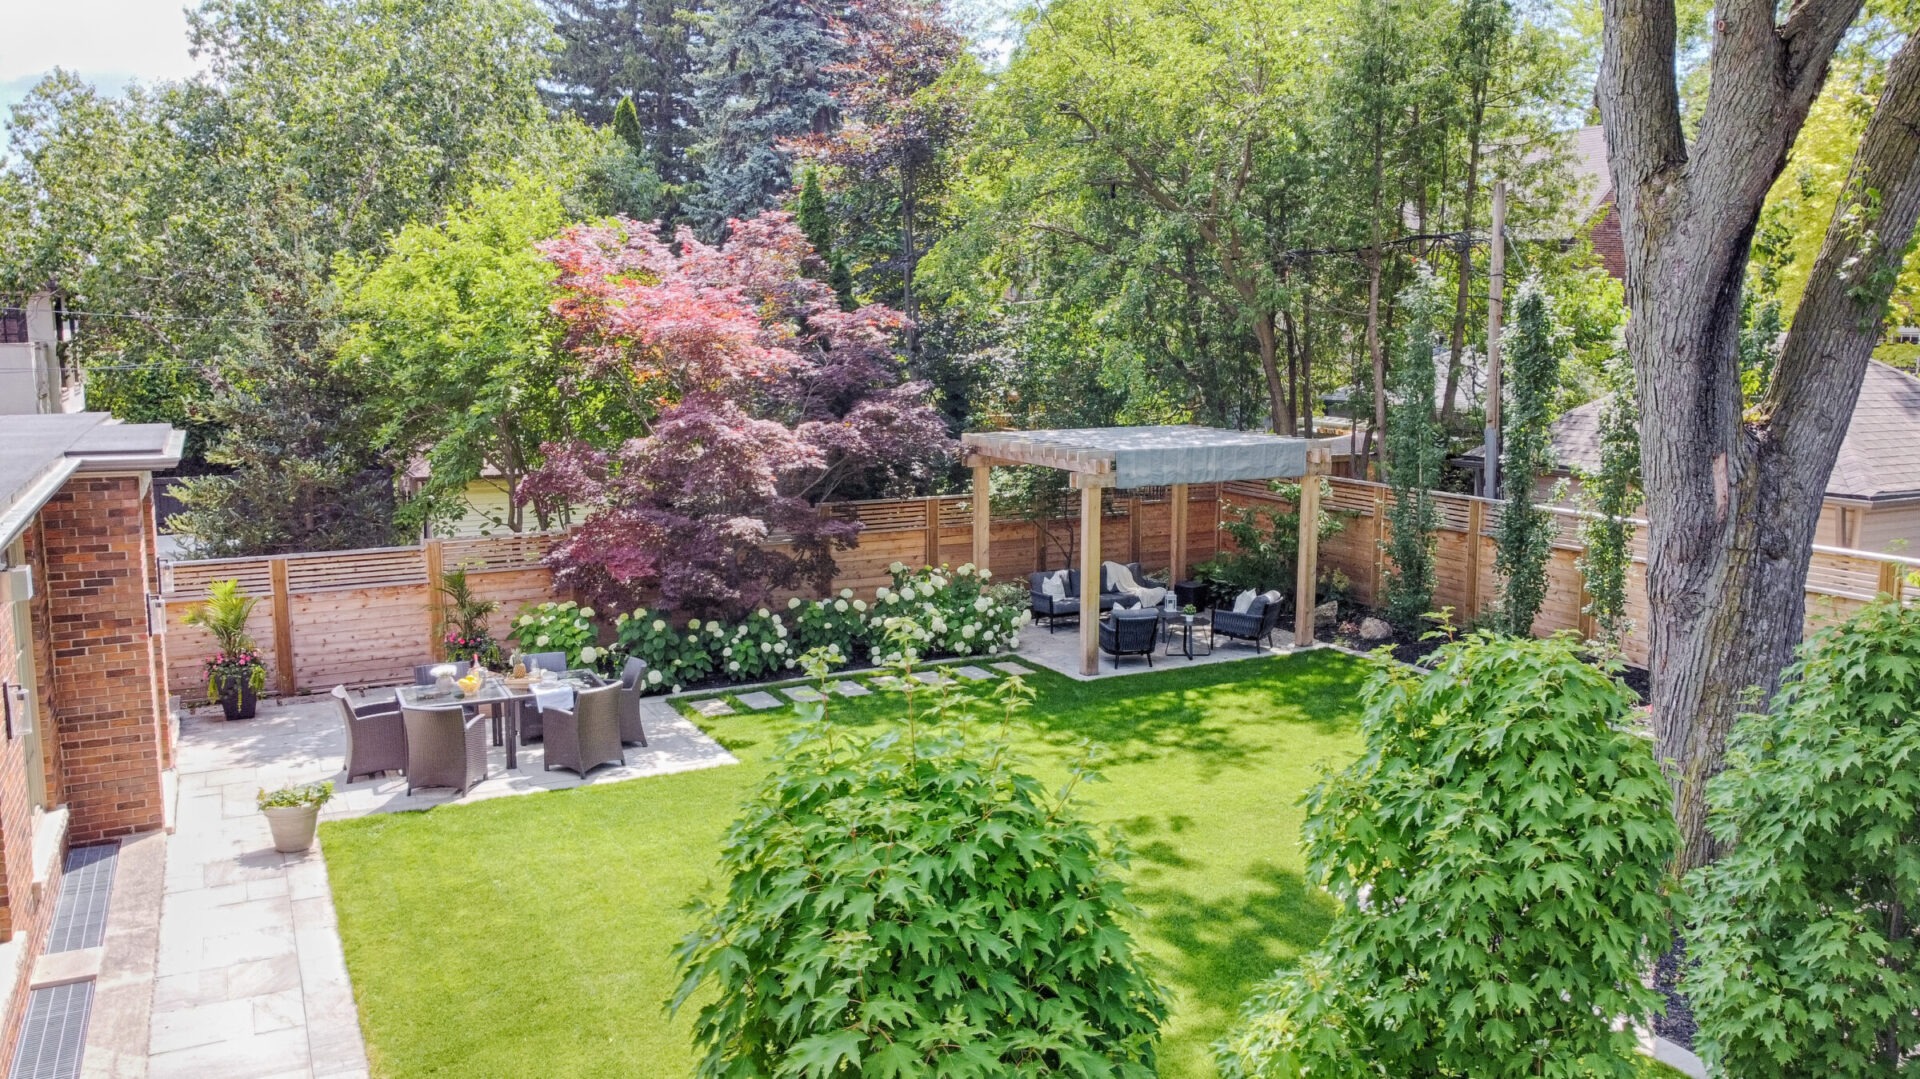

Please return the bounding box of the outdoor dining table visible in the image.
[394,669,611,771]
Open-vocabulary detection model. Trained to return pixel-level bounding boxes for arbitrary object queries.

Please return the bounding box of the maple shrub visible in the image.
[520,212,951,620]
[674,648,1168,1076]
[1685,600,1920,1078]
[1219,633,1677,1079]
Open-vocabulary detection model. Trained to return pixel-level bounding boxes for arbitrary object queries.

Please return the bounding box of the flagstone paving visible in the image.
[736,691,785,710]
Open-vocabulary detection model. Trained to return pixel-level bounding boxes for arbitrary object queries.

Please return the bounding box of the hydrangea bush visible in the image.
[786,589,872,663]
[506,600,604,669]
[612,609,717,693]
[719,607,795,681]
[871,562,1026,661]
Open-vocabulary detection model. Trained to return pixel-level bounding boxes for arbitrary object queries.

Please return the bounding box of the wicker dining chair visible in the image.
[524,651,568,673]
[401,704,489,797]
[616,657,649,747]
[541,683,625,779]
[333,685,406,782]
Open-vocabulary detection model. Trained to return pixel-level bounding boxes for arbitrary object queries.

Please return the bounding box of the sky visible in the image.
[0,1,202,115]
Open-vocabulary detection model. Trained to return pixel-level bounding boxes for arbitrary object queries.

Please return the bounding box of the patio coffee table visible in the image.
[396,669,609,770]
[1163,612,1213,660]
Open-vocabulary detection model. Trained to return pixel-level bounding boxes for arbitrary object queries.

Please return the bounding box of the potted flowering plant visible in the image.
[184,579,267,720]
[435,568,502,667]
[257,781,333,853]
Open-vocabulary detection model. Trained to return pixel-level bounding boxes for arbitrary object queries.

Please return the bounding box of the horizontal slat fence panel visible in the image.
[156,480,1917,700]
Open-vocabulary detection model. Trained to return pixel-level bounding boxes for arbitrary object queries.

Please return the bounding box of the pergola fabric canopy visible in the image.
[961,425,1312,488]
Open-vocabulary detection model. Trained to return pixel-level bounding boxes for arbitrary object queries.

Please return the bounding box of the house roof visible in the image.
[961,425,1318,487]
[1462,361,1920,503]
[0,413,183,549]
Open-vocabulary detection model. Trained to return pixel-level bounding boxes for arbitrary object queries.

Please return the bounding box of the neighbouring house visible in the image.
[0,411,184,1063]
[0,293,86,417]
[1566,125,1628,282]
[1459,360,1920,554]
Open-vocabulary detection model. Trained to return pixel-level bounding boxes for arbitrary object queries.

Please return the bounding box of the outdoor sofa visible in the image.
[1029,562,1165,631]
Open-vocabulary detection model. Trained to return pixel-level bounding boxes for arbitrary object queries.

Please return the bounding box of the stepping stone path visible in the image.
[871,675,907,691]
[991,661,1034,676]
[830,681,871,697]
[909,671,952,686]
[952,665,997,681]
[784,687,827,702]
[737,691,785,711]
[692,698,735,717]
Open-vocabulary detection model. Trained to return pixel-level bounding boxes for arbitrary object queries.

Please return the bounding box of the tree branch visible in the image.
[1766,28,1920,485]
[1596,0,1687,195]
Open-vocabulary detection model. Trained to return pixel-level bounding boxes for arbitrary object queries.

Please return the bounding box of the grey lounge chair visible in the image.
[1099,608,1161,669]
[334,685,406,782]
[542,683,625,779]
[1212,590,1285,652]
[617,657,649,746]
[401,704,489,797]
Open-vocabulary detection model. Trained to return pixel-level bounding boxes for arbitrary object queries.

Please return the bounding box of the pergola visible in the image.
[960,425,1332,675]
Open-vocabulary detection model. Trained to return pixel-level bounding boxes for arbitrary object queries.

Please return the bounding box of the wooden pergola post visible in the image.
[971,462,991,571]
[1169,482,1189,583]
[1079,482,1102,676]
[1293,447,1329,646]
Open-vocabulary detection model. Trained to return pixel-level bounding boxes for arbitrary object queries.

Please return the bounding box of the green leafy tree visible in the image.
[1575,352,1640,649]
[1219,634,1678,1079]
[1381,270,1445,628]
[1686,600,1920,1078]
[1492,280,1563,636]
[336,175,647,534]
[674,651,1168,1076]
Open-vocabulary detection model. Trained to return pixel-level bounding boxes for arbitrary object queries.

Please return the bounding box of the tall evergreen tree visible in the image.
[1382,269,1447,628]
[545,0,700,185]
[613,95,645,153]
[686,0,846,233]
[1492,280,1562,636]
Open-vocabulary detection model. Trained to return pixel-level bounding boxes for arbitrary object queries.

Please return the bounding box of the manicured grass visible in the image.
[324,650,1684,1078]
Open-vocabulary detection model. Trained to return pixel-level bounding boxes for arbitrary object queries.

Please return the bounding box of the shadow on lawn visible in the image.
[1131,860,1337,1022]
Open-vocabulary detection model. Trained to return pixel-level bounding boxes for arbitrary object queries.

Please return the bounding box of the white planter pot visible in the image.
[263,804,320,853]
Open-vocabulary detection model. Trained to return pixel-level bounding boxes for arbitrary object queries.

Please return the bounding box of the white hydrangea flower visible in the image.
[580,607,595,619]
[889,561,905,573]
[671,684,682,694]
[788,597,802,609]
[728,661,739,671]
[852,599,867,612]
[652,619,666,633]
[760,641,771,652]
[580,646,600,664]
[518,614,532,626]
[875,587,891,599]
[616,612,629,625]
[688,618,701,630]
[840,588,854,599]
[647,669,662,684]
[560,600,578,609]
[962,625,976,639]
[757,607,770,618]
[930,575,948,589]
[974,596,991,612]
[979,568,992,580]
[536,634,550,646]
[886,594,901,605]
[834,599,848,612]
[899,585,916,600]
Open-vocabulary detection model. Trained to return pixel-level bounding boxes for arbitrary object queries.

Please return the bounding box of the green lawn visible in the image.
[321,650,1688,1078]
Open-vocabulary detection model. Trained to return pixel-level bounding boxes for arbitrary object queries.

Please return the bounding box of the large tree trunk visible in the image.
[1598,0,1920,870]
[1255,310,1295,436]
[1442,116,1483,425]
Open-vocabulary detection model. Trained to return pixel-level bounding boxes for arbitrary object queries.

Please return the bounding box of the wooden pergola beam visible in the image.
[1292,446,1331,646]
[1080,484,1101,676]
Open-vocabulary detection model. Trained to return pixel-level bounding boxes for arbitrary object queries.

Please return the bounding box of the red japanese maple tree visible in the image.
[522,212,951,617]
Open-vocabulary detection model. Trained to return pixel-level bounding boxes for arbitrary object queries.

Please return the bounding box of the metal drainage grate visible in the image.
[7,980,92,1079]
[45,844,117,954]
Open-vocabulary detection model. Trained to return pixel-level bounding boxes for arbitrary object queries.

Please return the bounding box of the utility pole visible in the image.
[1482,180,1506,500]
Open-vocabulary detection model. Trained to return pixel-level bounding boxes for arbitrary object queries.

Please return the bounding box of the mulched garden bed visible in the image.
[1329,606,1653,704]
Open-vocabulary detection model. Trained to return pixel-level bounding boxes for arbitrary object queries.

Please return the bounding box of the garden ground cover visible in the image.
[321,650,1686,1078]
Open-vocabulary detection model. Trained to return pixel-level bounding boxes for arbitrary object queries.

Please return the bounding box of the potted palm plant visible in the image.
[257,781,333,853]
[184,579,268,720]
[435,567,502,668]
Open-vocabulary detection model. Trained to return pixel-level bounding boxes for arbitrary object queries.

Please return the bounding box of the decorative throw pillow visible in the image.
[1041,571,1067,600]
[1233,589,1257,614]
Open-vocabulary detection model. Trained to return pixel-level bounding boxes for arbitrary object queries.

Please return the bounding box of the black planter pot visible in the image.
[217,676,259,721]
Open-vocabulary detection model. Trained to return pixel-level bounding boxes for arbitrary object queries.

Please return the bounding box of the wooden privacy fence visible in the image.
[157,487,1230,701]
[1224,477,1919,669]
[158,477,1916,699]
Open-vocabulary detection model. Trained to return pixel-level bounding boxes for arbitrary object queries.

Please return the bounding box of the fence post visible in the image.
[1879,559,1903,602]
[424,538,445,658]
[1169,483,1189,582]
[1464,500,1485,619]
[268,559,295,696]
[924,498,941,570]
[1371,488,1388,603]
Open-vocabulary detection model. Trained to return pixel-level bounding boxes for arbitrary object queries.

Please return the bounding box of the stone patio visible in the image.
[145,690,731,1078]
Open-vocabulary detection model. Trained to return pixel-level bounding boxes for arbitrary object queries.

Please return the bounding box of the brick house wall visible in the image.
[1589,197,1627,282]
[37,475,170,845]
